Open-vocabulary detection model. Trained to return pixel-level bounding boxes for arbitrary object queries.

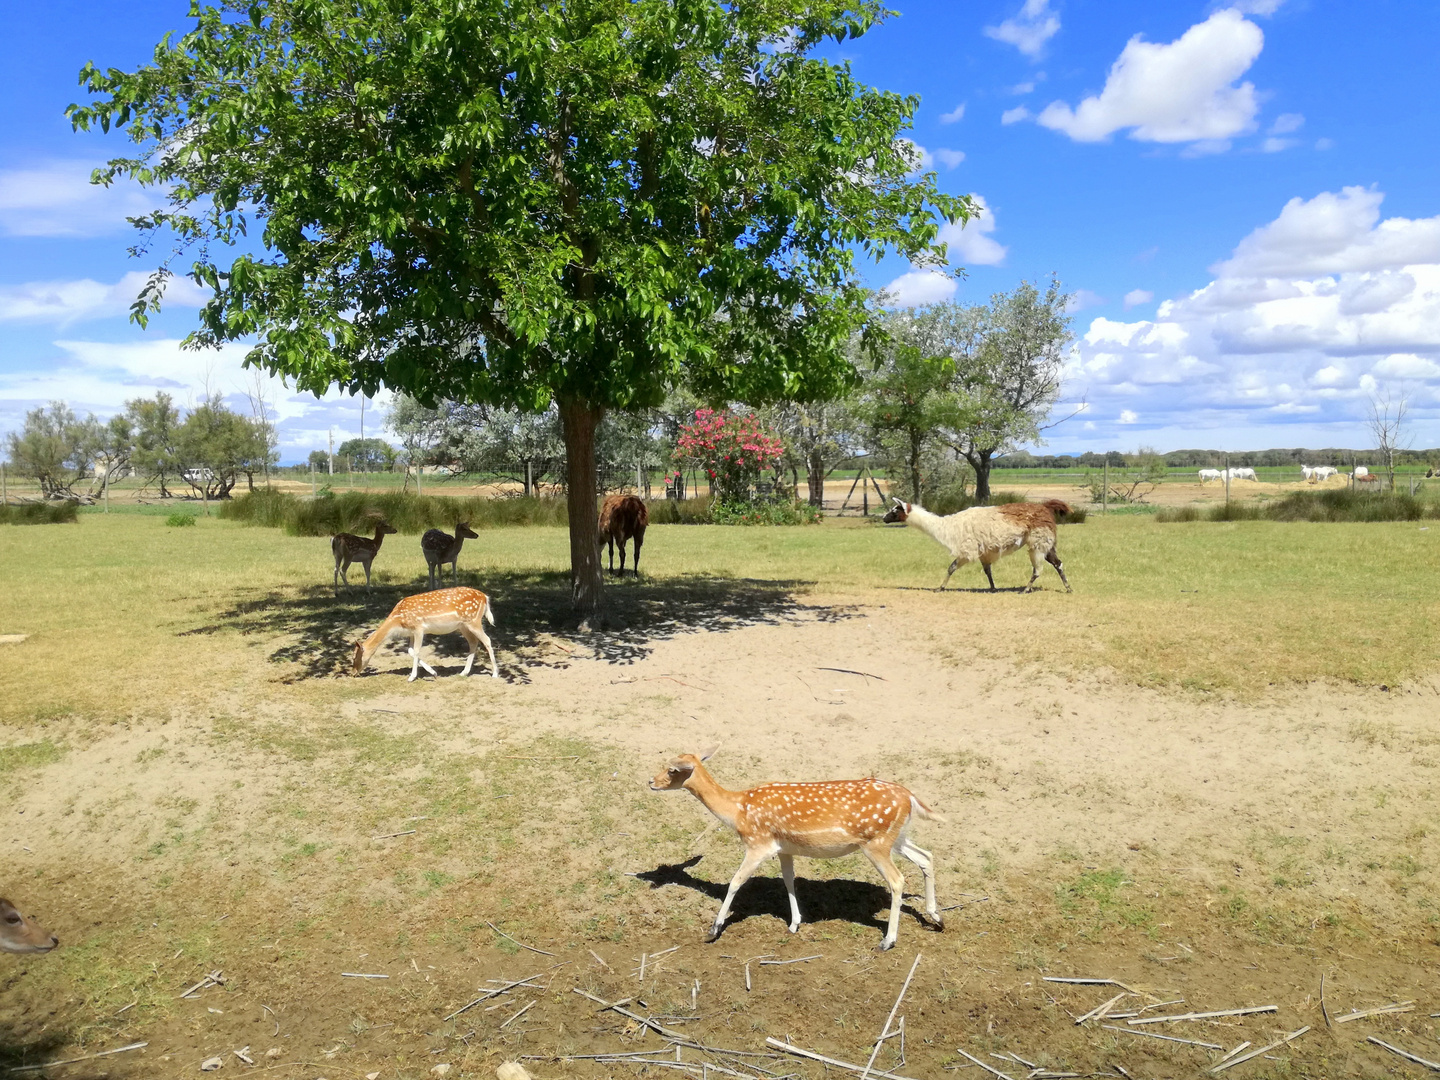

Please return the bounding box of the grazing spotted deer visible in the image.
[598,494,648,577]
[0,898,58,954]
[352,586,498,680]
[650,748,944,950]
[421,522,479,589]
[331,520,398,589]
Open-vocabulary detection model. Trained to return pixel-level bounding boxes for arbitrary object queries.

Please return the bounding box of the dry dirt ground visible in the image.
[3,570,1439,1080]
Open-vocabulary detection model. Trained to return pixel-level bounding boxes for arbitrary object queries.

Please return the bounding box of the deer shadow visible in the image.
[632,854,939,940]
[182,569,856,683]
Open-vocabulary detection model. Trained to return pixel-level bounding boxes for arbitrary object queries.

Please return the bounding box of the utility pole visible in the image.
[1,461,6,506]
[328,429,334,476]
[1224,452,1230,507]
[1102,456,1108,515]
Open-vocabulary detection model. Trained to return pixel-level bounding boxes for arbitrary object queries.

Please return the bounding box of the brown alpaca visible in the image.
[598,494,648,577]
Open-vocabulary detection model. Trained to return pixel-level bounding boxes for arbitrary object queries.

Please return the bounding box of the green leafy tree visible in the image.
[337,437,395,472]
[761,397,861,506]
[175,394,274,498]
[5,403,104,499]
[72,0,968,611]
[125,393,184,497]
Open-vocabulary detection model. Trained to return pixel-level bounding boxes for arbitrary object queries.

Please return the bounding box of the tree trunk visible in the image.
[806,448,825,507]
[971,450,995,502]
[560,399,605,613]
[908,431,923,502]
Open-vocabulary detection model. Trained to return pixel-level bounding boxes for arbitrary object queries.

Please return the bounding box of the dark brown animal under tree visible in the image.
[598,494,648,577]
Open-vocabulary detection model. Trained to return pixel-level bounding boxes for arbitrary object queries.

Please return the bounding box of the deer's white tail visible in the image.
[910,795,946,824]
[484,597,496,625]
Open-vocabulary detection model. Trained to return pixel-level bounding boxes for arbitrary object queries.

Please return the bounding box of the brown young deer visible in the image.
[0,898,58,954]
[650,748,944,950]
[598,494,648,577]
[352,586,498,680]
[421,522,480,589]
[331,520,398,589]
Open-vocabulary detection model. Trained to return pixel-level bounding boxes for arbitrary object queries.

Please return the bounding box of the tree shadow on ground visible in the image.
[632,854,940,942]
[0,1025,69,1072]
[183,570,857,683]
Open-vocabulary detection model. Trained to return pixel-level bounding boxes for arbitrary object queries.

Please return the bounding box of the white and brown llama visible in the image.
[650,747,944,951]
[883,497,1073,593]
[352,586,498,680]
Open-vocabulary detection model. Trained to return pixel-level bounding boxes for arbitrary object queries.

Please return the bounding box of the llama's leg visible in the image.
[1024,542,1043,592]
[632,531,643,578]
[709,847,770,942]
[939,559,959,591]
[863,843,907,950]
[618,537,628,577]
[899,839,942,928]
[779,854,802,932]
[1046,547,1072,592]
[982,560,997,591]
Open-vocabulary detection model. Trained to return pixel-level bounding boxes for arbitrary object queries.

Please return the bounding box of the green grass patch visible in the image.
[0,739,65,774]
[0,501,79,525]
[166,512,198,527]
[1158,489,1438,523]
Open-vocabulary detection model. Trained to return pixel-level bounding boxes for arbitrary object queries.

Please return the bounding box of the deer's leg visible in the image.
[779,853,802,933]
[1046,546,1071,592]
[709,846,769,942]
[899,839,942,929]
[939,559,959,591]
[471,617,499,678]
[863,843,907,951]
[451,559,459,586]
[407,629,437,680]
[458,627,479,677]
[426,562,436,591]
[363,558,374,589]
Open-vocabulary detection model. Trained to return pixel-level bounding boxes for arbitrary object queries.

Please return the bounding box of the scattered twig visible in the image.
[1129,1005,1276,1026]
[213,914,230,924]
[1140,999,1184,1012]
[6,1042,148,1073]
[939,898,989,912]
[759,955,823,966]
[504,755,580,761]
[640,952,647,983]
[589,949,611,970]
[115,1000,138,1016]
[765,1037,925,1080]
[860,954,922,1080]
[1076,993,1129,1025]
[1333,1001,1414,1024]
[816,666,887,681]
[573,988,691,1041]
[341,972,388,979]
[1216,1042,1251,1064]
[1368,1037,1440,1072]
[486,921,555,956]
[1113,1067,1133,1079]
[1099,1025,1223,1051]
[1043,977,1138,992]
[1209,1027,1309,1074]
[1319,973,1330,1028]
[179,971,224,999]
[444,972,548,1022]
[500,1000,536,1028]
[372,829,416,839]
[952,1047,1015,1080]
[233,1047,255,1065]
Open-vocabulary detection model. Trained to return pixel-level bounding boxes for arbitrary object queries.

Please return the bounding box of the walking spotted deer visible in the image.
[598,494,648,577]
[331,520,398,589]
[1,898,58,954]
[421,522,479,589]
[650,748,944,950]
[352,586,498,680]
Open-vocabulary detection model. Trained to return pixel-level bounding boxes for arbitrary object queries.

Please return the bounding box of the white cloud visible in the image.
[1269,112,1304,135]
[938,194,1007,266]
[984,0,1061,59]
[0,161,156,238]
[0,271,208,325]
[897,139,934,175]
[934,149,966,169]
[1035,10,1264,145]
[1011,81,1036,95]
[1315,137,1335,151]
[939,103,966,124]
[1001,106,1033,125]
[1066,289,1106,313]
[1261,137,1297,153]
[1119,409,1139,424]
[1226,0,1286,13]
[1068,187,1440,439]
[1123,289,1154,309]
[880,269,958,307]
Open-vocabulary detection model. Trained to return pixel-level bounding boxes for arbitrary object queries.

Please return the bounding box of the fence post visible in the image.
[311,461,316,499]
[1,462,6,505]
[1102,458,1108,515]
[1224,453,1230,508]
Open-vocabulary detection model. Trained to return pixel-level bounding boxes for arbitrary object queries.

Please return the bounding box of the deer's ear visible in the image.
[697,743,720,763]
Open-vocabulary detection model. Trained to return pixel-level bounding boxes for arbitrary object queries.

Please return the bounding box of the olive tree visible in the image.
[72,0,968,612]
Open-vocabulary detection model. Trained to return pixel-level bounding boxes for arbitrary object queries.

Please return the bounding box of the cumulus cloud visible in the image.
[1123,289,1154,309]
[879,269,958,307]
[938,194,1007,267]
[939,103,966,124]
[1035,10,1264,145]
[1067,289,1106,313]
[0,161,156,238]
[984,0,1061,59]
[1269,112,1304,135]
[1119,409,1139,424]
[0,271,209,324]
[934,149,966,169]
[897,139,934,175]
[1226,0,1286,13]
[1068,187,1440,439]
[1001,106,1033,125]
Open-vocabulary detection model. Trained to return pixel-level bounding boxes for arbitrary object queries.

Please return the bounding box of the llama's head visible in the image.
[649,745,719,792]
[882,498,911,524]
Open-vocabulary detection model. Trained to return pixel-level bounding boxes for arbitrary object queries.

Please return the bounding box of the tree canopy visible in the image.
[71,0,969,610]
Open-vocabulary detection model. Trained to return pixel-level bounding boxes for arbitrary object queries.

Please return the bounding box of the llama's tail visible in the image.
[909,794,947,824]
[1043,499,1073,519]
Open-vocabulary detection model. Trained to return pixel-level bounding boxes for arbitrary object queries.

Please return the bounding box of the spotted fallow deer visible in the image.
[649,748,944,950]
[331,520,398,590]
[352,586,498,680]
[0,898,58,954]
[421,522,479,590]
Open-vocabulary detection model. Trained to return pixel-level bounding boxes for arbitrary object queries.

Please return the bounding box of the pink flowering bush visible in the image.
[672,409,785,504]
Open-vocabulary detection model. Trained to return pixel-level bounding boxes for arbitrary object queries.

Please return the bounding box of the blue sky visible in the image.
[2,0,1438,461]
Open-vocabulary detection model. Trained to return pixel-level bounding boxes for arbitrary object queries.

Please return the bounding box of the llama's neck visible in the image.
[904,503,948,541]
[683,763,742,830]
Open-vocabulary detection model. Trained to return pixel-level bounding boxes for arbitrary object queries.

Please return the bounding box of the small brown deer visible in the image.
[598,494,648,577]
[421,522,479,589]
[0,898,58,954]
[352,586,498,680]
[650,748,944,950]
[331,520,398,589]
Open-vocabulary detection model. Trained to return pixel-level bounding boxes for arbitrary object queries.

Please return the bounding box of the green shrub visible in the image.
[645,497,714,524]
[708,499,822,526]
[220,489,569,534]
[1155,506,1202,523]
[0,501,79,525]
[166,512,198,527]
[1156,489,1436,524]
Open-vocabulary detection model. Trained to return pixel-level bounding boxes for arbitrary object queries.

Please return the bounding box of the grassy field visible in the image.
[2,513,1438,1078]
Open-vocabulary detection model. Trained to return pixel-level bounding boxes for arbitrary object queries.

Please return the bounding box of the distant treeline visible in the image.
[994,448,1440,469]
